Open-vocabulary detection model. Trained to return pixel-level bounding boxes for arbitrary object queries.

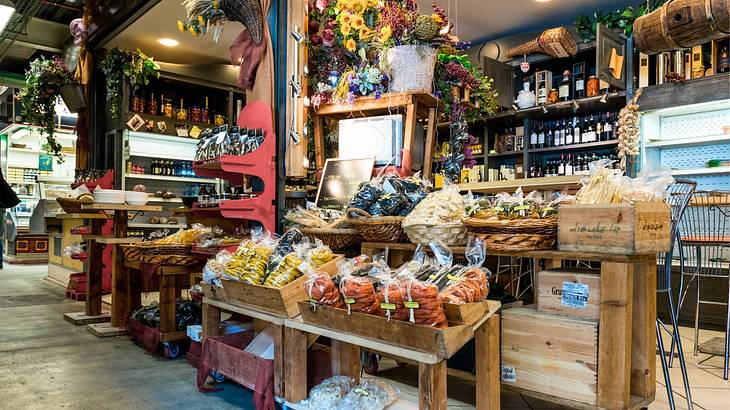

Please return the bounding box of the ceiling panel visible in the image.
[419,0,638,43]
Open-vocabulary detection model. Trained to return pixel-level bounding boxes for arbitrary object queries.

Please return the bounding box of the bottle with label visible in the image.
[573,117,581,144]
[559,70,571,101]
[574,68,585,99]
[586,115,596,142]
[530,126,538,149]
[537,82,547,105]
[565,154,574,175]
[546,122,554,148]
[719,47,730,74]
[612,112,619,140]
[537,123,546,148]
[558,154,565,175]
[604,112,613,140]
[564,120,573,145]
[596,114,604,141]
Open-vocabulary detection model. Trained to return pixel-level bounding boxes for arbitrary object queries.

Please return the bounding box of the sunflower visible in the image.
[351,0,367,14]
[177,20,185,32]
[340,12,352,25]
[431,13,443,24]
[340,22,351,36]
[351,15,364,31]
[345,38,357,52]
[338,0,354,10]
[378,25,392,43]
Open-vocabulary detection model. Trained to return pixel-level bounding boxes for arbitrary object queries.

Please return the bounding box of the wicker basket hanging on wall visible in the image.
[506,27,578,59]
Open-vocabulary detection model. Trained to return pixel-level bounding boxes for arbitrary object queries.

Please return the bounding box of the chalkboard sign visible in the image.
[315,158,374,210]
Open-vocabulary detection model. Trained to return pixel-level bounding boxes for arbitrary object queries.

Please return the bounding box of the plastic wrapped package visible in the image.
[266,228,305,272]
[576,159,628,204]
[299,376,354,410]
[339,260,382,316]
[402,181,465,226]
[348,181,384,211]
[202,250,234,285]
[262,253,304,288]
[367,192,408,216]
[307,240,335,267]
[377,278,408,321]
[154,223,212,245]
[399,275,448,328]
[303,262,344,309]
[63,243,85,257]
[335,379,400,410]
[623,166,675,203]
[439,237,491,304]
[223,236,276,284]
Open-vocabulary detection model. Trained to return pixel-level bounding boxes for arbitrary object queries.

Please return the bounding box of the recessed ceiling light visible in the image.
[157,38,179,47]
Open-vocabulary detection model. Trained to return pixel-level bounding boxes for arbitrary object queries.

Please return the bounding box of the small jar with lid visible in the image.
[163,102,174,118]
[586,76,600,97]
[547,88,559,104]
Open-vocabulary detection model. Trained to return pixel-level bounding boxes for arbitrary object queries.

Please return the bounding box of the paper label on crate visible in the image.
[344,297,356,304]
[501,366,517,383]
[404,301,420,309]
[561,281,589,309]
[354,388,370,396]
[380,303,397,311]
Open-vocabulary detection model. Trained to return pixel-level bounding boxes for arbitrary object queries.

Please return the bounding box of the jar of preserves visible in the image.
[586,76,600,97]
[147,94,158,115]
[547,88,559,104]
[176,108,188,121]
[191,106,201,122]
[214,114,225,126]
[163,102,174,118]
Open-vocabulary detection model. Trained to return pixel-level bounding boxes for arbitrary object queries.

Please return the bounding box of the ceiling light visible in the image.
[157,38,179,47]
[0,4,15,34]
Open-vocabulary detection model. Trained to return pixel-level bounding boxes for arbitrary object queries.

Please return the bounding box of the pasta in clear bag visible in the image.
[303,261,344,309]
[440,237,491,304]
[335,379,400,410]
[223,233,276,284]
[298,376,354,410]
[339,259,382,316]
[396,263,448,329]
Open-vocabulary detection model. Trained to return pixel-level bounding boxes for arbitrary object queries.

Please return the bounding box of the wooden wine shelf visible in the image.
[459,175,581,194]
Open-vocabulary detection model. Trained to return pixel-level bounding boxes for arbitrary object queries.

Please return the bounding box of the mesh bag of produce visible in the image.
[335,379,400,410]
[298,375,354,410]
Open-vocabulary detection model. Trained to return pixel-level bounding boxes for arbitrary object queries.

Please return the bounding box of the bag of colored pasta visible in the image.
[396,263,448,329]
[440,237,491,304]
[303,261,344,309]
[339,259,382,316]
[223,233,276,284]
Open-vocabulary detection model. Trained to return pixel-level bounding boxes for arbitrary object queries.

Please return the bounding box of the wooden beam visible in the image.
[597,262,634,409]
[419,360,448,410]
[402,102,418,172]
[284,326,309,403]
[330,340,361,384]
[423,107,437,180]
[631,260,657,398]
[158,275,177,334]
[202,302,221,340]
[476,314,500,410]
[313,115,325,170]
[272,324,286,399]
[109,210,128,328]
[85,218,105,316]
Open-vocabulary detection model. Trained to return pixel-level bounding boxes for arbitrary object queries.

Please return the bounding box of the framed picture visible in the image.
[126,114,145,131]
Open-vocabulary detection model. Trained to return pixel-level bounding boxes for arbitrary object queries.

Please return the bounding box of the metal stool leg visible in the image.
[668,290,694,409]
[725,274,729,380]
[657,319,676,410]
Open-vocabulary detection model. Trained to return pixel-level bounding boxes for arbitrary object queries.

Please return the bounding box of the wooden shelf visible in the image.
[83,203,163,212]
[529,139,618,154]
[488,150,523,157]
[94,237,143,244]
[128,223,187,229]
[514,92,626,121]
[314,92,443,118]
[125,173,217,184]
[54,213,108,219]
[460,175,581,194]
[639,72,730,112]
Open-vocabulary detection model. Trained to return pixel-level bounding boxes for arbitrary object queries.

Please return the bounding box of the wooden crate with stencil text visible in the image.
[537,269,600,320]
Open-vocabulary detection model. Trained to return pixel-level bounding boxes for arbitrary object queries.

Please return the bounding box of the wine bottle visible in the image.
[558,154,565,176]
[530,126,538,149]
[574,69,585,99]
[538,123,545,149]
[565,154,574,175]
[559,70,571,101]
[573,117,581,144]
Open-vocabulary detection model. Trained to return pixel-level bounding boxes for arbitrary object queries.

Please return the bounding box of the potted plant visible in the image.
[100,48,160,119]
[18,56,76,162]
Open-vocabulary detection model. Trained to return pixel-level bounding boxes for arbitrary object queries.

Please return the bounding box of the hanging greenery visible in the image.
[99,48,160,119]
[18,56,75,163]
[574,1,663,42]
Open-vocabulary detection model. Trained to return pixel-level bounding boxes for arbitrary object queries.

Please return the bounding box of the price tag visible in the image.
[493,206,504,212]
[561,281,589,309]
[404,301,420,309]
[447,274,463,281]
[501,366,517,383]
[514,205,530,211]
[380,303,396,310]
[354,388,370,396]
[344,297,356,304]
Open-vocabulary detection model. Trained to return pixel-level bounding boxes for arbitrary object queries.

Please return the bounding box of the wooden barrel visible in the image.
[633,0,730,54]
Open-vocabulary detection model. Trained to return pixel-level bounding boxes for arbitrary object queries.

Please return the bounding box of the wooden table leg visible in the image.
[331,340,361,383]
[597,262,634,409]
[476,314,500,410]
[422,107,437,180]
[110,210,129,328]
[401,102,417,173]
[85,219,105,316]
[284,326,309,403]
[631,259,657,399]
[159,274,177,335]
[272,323,286,398]
[202,302,221,339]
[419,360,447,410]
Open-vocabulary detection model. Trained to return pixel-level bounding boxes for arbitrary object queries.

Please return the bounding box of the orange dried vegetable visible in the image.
[440,267,489,304]
[340,276,381,315]
[305,272,344,308]
[377,281,408,321]
[400,280,448,329]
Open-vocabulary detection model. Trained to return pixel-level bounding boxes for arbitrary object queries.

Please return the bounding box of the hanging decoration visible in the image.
[99,48,160,119]
[574,1,663,43]
[617,89,642,171]
[178,0,264,45]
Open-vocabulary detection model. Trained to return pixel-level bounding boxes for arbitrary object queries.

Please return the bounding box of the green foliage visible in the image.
[18,56,74,163]
[574,0,663,42]
[99,48,160,119]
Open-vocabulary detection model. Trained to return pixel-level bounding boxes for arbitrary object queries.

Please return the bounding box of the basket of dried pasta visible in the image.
[137,224,212,265]
[402,183,467,246]
[286,206,360,250]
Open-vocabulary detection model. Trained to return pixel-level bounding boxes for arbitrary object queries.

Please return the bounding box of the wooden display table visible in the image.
[283,301,501,410]
[312,92,443,177]
[79,203,162,338]
[201,297,287,398]
[122,259,201,347]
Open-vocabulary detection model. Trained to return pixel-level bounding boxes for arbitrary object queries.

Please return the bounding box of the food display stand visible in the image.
[78,203,162,337]
[283,300,501,410]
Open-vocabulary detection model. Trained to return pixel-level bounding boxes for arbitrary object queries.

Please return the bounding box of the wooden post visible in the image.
[418,360,447,410]
[597,262,634,409]
[313,115,325,170]
[85,218,105,316]
[401,101,418,173]
[272,323,286,398]
[476,314,500,410]
[159,274,177,334]
[631,259,657,398]
[110,210,129,328]
[284,326,309,403]
[423,107,438,179]
[202,302,221,340]
[330,340,361,383]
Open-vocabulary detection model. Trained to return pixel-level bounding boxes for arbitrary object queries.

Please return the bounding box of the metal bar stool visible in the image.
[656,179,696,410]
[677,190,730,380]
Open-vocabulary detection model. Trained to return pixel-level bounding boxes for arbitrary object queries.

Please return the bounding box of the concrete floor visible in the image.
[1,263,727,409]
[0,264,253,410]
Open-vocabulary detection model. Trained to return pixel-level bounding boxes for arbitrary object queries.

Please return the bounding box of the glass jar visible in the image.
[586,76,600,97]
[547,88,559,104]
[176,108,188,121]
[131,95,142,112]
[191,106,201,122]
[214,114,225,126]
[163,102,174,118]
[201,107,209,123]
[147,96,158,115]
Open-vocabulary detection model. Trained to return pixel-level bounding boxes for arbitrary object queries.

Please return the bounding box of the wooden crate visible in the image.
[202,256,343,319]
[443,301,491,325]
[501,306,598,406]
[537,269,600,320]
[297,300,499,359]
[557,202,671,255]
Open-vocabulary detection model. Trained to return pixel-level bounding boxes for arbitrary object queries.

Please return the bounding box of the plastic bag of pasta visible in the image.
[306,240,335,268]
[203,250,234,286]
[263,241,320,288]
[298,376,354,410]
[373,261,407,322]
[440,238,490,304]
[266,228,305,272]
[367,192,408,216]
[223,234,276,284]
[303,261,344,309]
[335,378,399,410]
[348,180,384,212]
[339,259,382,316]
[396,263,448,329]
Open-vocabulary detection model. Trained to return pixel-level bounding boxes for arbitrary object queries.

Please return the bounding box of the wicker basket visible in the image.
[120,244,142,262]
[347,208,408,243]
[139,244,193,256]
[506,27,577,58]
[402,222,467,246]
[140,254,200,266]
[386,45,437,93]
[299,227,361,250]
[464,217,558,251]
[56,197,96,214]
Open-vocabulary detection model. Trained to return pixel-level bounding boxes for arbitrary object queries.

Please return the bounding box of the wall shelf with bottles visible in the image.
[124,173,217,184]
[528,139,618,154]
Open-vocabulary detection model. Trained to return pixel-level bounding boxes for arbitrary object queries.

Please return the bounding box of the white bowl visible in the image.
[125,191,149,205]
[94,191,125,204]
